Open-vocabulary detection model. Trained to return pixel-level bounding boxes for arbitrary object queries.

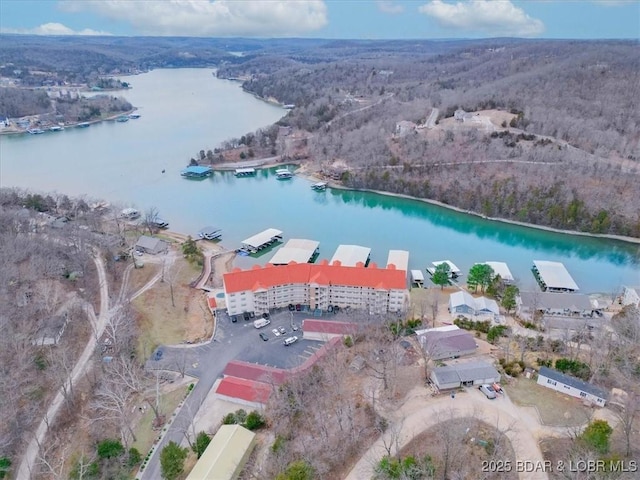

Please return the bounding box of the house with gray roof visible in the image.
[537,366,607,406]
[449,291,499,318]
[430,361,500,390]
[135,235,168,255]
[518,292,594,318]
[418,327,477,360]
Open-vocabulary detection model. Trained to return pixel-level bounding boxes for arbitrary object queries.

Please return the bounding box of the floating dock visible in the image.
[240,228,283,254]
[198,226,222,240]
[234,168,256,177]
[482,261,514,284]
[532,260,579,292]
[411,269,425,288]
[268,239,320,265]
[427,260,461,278]
[181,165,213,178]
[330,244,371,267]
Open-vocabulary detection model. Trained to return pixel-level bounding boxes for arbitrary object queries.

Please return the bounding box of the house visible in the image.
[448,291,499,318]
[186,425,256,480]
[537,366,607,407]
[517,292,594,318]
[417,326,477,360]
[621,286,640,308]
[32,314,68,346]
[430,361,501,390]
[134,235,168,255]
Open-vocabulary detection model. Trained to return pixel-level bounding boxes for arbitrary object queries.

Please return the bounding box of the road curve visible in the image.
[345,389,549,480]
[17,253,110,479]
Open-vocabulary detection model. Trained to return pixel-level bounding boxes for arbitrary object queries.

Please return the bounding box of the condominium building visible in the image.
[223,260,408,316]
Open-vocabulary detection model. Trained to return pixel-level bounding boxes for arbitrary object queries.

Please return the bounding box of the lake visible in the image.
[1,68,638,294]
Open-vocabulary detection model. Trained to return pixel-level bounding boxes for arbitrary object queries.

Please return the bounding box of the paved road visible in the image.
[346,387,551,480]
[17,254,110,479]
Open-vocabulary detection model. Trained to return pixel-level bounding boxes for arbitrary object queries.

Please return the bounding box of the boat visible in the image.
[234,168,256,177]
[128,113,141,119]
[311,182,327,191]
[275,168,294,180]
[27,128,45,134]
[198,226,222,240]
[77,122,90,128]
[116,115,129,123]
[151,218,169,229]
[49,125,64,132]
[119,208,140,220]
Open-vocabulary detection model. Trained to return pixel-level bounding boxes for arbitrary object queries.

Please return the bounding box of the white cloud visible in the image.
[419,0,545,37]
[377,1,405,14]
[0,22,110,36]
[59,0,328,37]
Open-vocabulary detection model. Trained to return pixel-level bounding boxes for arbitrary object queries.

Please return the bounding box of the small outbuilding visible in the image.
[32,314,69,346]
[134,235,168,255]
[536,366,607,407]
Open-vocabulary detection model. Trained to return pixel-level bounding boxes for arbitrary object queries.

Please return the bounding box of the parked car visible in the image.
[278,326,286,335]
[292,324,299,331]
[479,384,497,399]
[262,312,270,319]
[283,336,298,346]
[272,328,281,337]
[153,348,163,361]
[259,332,269,341]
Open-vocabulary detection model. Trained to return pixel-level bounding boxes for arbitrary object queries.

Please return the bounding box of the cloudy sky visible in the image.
[1,0,638,39]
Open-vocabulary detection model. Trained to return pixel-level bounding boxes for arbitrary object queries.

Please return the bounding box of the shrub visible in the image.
[276,460,316,480]
[0,457,10,480]
[96,439,124,459]
[580,420,613,454]
[244,411,266,431]
[343,335,353,347]
[127,447,142,467]
[193,431,211,459]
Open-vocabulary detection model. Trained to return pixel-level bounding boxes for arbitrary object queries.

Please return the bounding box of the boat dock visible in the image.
[234,168,256,177]
[268,239,320,265]
[330,244,371,267]
[198,226,222,240]
[427,260,461,278]
[386,250,409,272]
[181,166,213,178]
[411,269,425,288]
[483,261,514,284]
[532,260,579,292]
[311,182,327,191]
[275,168,293,179]
[240,228,283,254]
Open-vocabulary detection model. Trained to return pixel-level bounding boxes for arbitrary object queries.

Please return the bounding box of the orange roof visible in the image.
[215,377,272,404]
[223,261,406,293]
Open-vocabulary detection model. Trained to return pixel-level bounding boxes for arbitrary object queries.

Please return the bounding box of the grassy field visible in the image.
[507,377,592,427]
[133,256,209,359]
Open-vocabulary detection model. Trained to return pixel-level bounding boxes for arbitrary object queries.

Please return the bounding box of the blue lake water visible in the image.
[1,68,638,293]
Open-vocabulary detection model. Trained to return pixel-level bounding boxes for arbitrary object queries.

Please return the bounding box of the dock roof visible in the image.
[519,292,592,311]
[432,260,461,274]
[386,250,409,272]
[330,244,371,267]
[483,261,514,283]
[269,239,319,265]
[241,228,283,249]
[411,269,425,282]
[533,260,579,291]
[198,226,221,236]
[182,165,212,174]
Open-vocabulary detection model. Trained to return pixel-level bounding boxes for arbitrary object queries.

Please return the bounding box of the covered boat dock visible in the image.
[532,260,579,292]
[268,239,320,265]
[181,165,213,178]
[483,261,514,284]
[198,226,222,240]
[234,168,256,177]
[240,228,283,253]
[411,270,425,288]
[330,244,371,267]
[427,260,461,278]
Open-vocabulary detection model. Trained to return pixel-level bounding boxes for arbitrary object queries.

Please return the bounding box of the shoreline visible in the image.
[206,155,640,246]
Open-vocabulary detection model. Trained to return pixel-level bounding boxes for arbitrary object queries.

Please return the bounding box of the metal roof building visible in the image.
[483,261,514,283]
[240,228,283,252]
[330,244,371,267]
[386,250,409,272]
[430,361,500,390]
[537,366,607,406]
[532,260,579,292]
[269,238,320,265]
[186,425,256,480]
[135,235,168,255]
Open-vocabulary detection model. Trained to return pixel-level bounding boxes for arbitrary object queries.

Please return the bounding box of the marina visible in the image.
[532,260,579,292]
[198,226,222,241]
[240,228,283,254]
[234,168,256,177]
[330,244,371,267]
[268,239,320,265]
[181,165,213,178]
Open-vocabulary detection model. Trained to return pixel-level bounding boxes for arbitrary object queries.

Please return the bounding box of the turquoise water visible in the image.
[1,69,638,293]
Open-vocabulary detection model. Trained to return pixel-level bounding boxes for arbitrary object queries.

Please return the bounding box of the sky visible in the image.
[0,0,638,39]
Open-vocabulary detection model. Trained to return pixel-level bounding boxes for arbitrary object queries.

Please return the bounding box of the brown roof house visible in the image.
[417,325,477,361]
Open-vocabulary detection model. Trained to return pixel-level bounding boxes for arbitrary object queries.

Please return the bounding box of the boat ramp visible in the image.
[269,239,320,265]
[239,228,283,254]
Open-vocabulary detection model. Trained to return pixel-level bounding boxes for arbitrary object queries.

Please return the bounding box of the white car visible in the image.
[272,328,281,337]
[283,336,298,346]
[479,384,497,399]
